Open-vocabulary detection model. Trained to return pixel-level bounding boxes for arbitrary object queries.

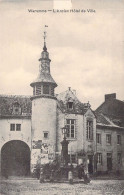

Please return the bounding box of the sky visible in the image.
[0,0,124,110]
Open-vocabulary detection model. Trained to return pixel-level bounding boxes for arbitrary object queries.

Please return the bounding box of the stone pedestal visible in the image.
[61,138,69,166]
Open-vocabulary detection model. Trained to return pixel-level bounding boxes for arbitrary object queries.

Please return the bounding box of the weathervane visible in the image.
[43,31,47,43]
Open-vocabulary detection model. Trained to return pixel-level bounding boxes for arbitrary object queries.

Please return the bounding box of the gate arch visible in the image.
[1,140,30,176]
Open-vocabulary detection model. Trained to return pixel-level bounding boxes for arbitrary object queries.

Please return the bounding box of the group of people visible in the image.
[77,164,90,183]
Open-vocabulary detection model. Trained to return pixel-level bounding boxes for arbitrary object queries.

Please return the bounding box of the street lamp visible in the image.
[61,126,69,166]
[61,126,68,140]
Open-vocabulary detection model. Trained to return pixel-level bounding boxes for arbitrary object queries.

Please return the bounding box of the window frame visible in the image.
[66,119,76,139]
[36,84,41,95]
[67,102,73,109]
[86,120,93,140]
[117,134,121,145]
[10,124,21,131]
[96,133,101,144]
[117,153,122,164]
[106,134,111,145]
[97,153,102,164]
[10,124,15,131]
[16,124,21,131]
[43,84,49,95]
[43,131,49,139]
[12,102,21,115]
[68,154,76,164]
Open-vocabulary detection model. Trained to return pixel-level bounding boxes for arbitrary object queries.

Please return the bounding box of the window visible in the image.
[44,132,49,139]
[66,119,75,138]
[67,102,73,109]
[51,87,54,96]
[96,133,101,144]
[33,86,35,95]
[12,102,21,115]
[97,153,102,164]
[117,135,121,144]
[10,124,21,131]
[68,154,76,163]
[10,124,15,131]
[117,153,121,164]
[107,153,112,158]
[36,84,41,95]
[86,120,93,140]
[43,85,49,94]
[106,134,111,144]
[16,124,21,131]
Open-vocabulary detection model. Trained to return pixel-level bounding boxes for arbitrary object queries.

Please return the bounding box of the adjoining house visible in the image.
[95,93,124,174]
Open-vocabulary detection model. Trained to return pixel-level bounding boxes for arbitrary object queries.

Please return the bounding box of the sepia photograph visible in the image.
[0,0,124,194]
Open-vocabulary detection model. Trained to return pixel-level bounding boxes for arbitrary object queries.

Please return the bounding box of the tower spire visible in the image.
[43,28,47,51]
[30,26,57,91]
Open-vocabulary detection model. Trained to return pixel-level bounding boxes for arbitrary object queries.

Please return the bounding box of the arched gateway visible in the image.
[1,140,30,176]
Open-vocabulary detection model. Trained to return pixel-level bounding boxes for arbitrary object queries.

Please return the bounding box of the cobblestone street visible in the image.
[0,178,124,195]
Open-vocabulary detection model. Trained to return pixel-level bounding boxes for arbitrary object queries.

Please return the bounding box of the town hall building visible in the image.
[0,35,124,177]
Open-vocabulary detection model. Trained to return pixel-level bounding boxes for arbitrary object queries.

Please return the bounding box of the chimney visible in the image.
[105,93,116,101]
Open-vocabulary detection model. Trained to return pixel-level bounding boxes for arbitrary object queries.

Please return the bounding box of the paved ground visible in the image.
[0,178,124,195]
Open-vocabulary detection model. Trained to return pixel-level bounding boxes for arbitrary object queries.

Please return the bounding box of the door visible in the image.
[88,155,93,174]
[107,153,112,171]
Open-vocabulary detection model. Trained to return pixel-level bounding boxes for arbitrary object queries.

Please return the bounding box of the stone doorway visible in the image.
[1,140,30,177]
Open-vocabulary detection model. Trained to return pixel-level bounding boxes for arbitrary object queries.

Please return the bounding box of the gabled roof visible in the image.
[96,113,110,125]
[57,88,90,114]
[95,112,123,129]
[95,96,124,128]
[0,95,31,118]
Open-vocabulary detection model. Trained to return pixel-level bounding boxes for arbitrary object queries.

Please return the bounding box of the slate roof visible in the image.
[96,113,110,125]
[0,89,92,118]
[95,97,124,128]
[30,72,57,87]
[0,95,31,118]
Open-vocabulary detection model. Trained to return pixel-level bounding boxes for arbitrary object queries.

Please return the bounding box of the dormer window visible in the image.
[67,102,73,109]
[12,102,21,115]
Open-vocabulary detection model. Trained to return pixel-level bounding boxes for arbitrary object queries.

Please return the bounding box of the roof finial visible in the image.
[43,25,48,52]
